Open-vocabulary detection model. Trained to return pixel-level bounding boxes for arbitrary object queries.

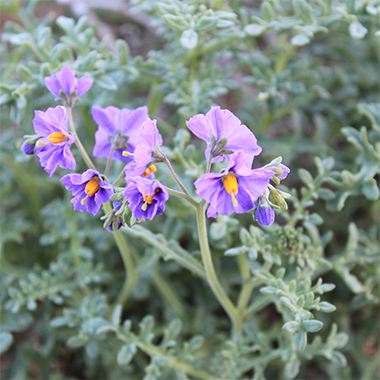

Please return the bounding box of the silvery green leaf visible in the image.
[112,305,123,327]
[163,14,189,31]
[298,168,314,186]
[67,334,88,348]
[117,343,137,366]
[189,336,204,351]
[362,178,379,200]
[317,301,336,313]
[294,330,307,351]
[248,247,258,260]
[195,16,218,32]
[56,16,75,34]
[224,246,248,256]
[260,286,278,294]
[244,23,267,36]
[349,21,368,39]
[261,1,275,23]
[331,351,347,367]
[284,355,300,379]
[291,33,310,46]
[316,188,335,200]
[283,321,299,334]
[0,332,13,354]
[180,29,198,49]
[302,320,323,332]
[96,75,118,91]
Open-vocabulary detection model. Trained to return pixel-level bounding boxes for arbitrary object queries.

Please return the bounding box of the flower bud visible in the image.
[21,140,36,155]
[254,196,275,226]
[269,189,288,210]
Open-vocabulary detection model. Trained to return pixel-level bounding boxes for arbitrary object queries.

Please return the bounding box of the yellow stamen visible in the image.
[36,141,47,146]
[122,151,134,157]
[81,195,88,205]
[142,164,157,177]
[223,172,238,207]
[48,132,68,144]
[85,176,100,197]
[141,191,158,211]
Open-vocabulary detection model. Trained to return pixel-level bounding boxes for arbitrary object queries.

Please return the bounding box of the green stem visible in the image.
[146,83,163,117]
[117,332,213,380]
[151,271,185,317]
[104,144,116,177]
[66,107,96,170]
[166,186,199,208]
[196,201,239,330]
[206,155,212,174]
[113,168,126,186]
[122,226,206,278]
[244,294,273,318]
[164,157,195,202]
[238,349,284,374]
[104,202,137,308]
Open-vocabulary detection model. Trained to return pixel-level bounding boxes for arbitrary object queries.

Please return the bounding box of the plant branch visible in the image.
[66,107,97,170]
[195,201,239,330]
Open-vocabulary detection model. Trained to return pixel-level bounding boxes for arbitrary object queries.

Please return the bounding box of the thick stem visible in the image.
[196,201,239,330]
[66,107,96,170]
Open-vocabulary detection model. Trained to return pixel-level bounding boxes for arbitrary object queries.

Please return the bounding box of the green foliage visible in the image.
[1,1,379,379]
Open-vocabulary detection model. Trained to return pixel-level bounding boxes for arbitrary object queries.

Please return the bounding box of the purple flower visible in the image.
[125,163,157,182]
[21,140,36,155]
[255,196,275,226]
[32,106,76,176]
[186,106,262,164]
[129,118,164,173]
[124,177,169,221]
[92,105,149,164]
[61,169,114,215]
[194,151,274,218]
[44,65,93,102]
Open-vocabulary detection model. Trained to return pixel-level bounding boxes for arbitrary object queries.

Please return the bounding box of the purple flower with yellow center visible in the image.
[125,163,157,181]
[186,106,262,164]
[255,196,275,226]
[124,177,169,221]
[92,105,149,164]
[127,118,164,173]
[194,151,274,218]
[44,65,93,103]
[61,169,114,215]
[32,106,76,176]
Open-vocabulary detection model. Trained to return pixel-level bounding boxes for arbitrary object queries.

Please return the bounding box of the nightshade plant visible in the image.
[1,1,379,380]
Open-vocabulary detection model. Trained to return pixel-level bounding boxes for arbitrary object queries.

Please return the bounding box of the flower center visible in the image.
[81,177,100,205]
[48,132,68,144]
[223,172,238,207]
[141,189,160,211]
[142,165,157,177]
[85,176,100,196]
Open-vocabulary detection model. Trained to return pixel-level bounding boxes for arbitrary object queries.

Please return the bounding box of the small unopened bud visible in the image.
[21,140,36,155]
[269,189,288,210]
[110,192,124,201]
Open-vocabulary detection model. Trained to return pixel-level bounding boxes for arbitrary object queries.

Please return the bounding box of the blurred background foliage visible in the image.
[0,0,379,379]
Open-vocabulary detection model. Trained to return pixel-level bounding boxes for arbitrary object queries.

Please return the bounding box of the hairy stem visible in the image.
[66,107,96,170]
[104,144,116,177]
[113,167,126,186]
[196,201,239,331]
[166,186,199,208]
[164,157,196,203]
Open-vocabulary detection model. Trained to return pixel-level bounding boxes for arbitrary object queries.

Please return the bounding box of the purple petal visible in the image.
[76,76,93,97]
[55,65,76,97]
[92,105,120,135]
[44,76,61,98]
[186,113,213,142]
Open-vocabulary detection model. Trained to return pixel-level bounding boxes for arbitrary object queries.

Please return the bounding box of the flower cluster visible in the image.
[22,65,289,230]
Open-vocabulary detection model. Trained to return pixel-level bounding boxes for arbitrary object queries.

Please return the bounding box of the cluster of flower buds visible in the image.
[21,65,290,231]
